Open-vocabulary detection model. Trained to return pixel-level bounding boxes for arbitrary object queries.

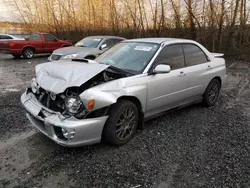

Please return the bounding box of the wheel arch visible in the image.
[211,76,222,86]
[22,46,36,54]
[117,96,145,129]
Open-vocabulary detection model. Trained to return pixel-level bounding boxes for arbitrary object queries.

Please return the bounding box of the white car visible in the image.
[0,34,24,40]
[21,38,227,147]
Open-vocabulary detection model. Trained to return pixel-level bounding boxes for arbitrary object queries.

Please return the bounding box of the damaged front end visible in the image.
[30,65,126,119]
[21,60,128,147]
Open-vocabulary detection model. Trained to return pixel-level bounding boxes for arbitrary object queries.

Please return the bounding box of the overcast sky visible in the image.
[0,0,14,21]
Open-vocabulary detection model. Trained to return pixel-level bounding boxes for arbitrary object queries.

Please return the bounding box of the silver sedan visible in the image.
[48,36,125,61]
[21,38,227,147]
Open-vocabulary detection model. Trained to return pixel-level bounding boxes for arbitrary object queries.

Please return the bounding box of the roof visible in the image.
[125,38,194,44]
[85,36,126,40]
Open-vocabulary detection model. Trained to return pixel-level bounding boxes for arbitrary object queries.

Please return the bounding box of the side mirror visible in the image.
[24,37,30,41]
[153,64,171,74]
[100,44,107,50]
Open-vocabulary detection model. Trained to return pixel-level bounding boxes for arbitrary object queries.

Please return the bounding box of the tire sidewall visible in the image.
[23,48,34,59]
[203,79,221,106]
[103,100,139,145]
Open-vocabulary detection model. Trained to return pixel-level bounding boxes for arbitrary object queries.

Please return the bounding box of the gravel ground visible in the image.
[0,55,249,188]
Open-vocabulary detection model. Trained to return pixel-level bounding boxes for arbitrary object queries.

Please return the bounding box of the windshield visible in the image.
[95,42,160,74]
[75,37,103,48]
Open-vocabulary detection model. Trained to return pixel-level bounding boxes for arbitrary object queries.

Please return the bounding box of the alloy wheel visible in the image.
[208,82,220,104]
[26,50,34,58]
[116,108,136,141]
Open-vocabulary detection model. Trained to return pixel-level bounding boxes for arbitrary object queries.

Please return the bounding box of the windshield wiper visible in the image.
[98,62,134,76]
[108,66,134,76]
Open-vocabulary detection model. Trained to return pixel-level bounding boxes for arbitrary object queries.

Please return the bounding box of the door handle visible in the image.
[207,65,212,70]
[179,71,186,77]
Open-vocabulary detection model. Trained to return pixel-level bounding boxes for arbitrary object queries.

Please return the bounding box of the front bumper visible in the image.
[21,91,108,147]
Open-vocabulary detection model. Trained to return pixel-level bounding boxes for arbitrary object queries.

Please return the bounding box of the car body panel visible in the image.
[21,92,108,147]
[80,74,149,112]
[35,60,109,94]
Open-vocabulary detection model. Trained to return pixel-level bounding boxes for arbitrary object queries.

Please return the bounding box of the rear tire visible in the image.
[202,79,221,106]
[102,100,139,145]
[23,48,34,59]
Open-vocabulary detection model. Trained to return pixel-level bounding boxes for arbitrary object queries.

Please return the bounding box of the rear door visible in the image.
[182,43,212,99]
[146,44,188,115]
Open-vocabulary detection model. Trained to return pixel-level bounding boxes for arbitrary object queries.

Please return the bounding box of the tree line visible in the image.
[5,0,250,52]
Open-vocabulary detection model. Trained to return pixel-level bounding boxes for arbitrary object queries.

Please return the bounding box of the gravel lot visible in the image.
[0,55,249,188]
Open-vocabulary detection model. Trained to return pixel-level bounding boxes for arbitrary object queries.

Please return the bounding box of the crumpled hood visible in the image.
[53,46,98,56]
[35,61,109,94]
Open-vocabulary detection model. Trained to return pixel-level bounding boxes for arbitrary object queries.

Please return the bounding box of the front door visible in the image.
[43,34,61,53]
[146,44,188,116]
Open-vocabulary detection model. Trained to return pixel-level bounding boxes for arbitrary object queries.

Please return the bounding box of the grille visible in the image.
[33,88,65,113]
[51,54,62,60]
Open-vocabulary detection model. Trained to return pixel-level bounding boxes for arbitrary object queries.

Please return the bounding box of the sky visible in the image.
[0,0,14,21]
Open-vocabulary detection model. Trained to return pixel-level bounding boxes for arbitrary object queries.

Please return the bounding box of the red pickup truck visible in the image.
[0,33,72,59]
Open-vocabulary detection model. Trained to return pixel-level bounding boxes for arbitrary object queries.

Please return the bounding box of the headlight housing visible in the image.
[65,97,83,114]
[62,53,78,60]
[31,78,39,94]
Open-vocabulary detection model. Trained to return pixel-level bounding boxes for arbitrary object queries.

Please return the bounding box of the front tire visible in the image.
[23,48,34,59]
[203,79,221,106]
[103,100,139,145]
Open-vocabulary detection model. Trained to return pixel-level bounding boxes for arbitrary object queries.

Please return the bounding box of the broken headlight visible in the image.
[31,78,39,94]
[65,97,83,114]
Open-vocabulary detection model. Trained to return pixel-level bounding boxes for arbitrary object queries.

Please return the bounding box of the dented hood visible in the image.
[35,61,109,94]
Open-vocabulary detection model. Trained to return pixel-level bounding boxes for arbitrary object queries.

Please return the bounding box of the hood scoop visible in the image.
[36,61,109,94]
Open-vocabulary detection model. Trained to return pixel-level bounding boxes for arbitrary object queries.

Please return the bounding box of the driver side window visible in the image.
[101,39,114,48]
[44,34,57,42]
[154,44,185,70]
